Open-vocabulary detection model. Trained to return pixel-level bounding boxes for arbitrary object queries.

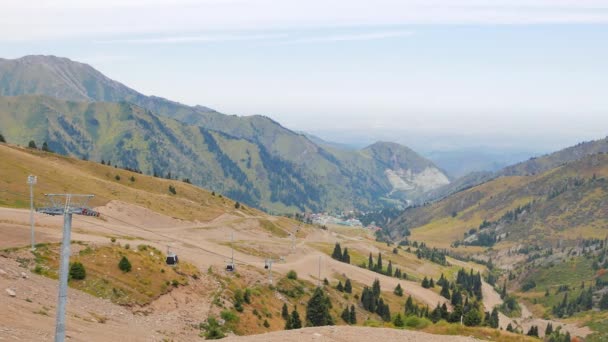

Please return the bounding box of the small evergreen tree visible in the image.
[0,133,5,143]
[506,323,514,332]
[69,262,86,280]
[599,293,608,310]
[336,281,344,292]
[349,305,356,324]
[394,283,403,296]
[341,307,350,323]
[387,260,393,276]
[118,256,132,272]
[440,282,451,299]
[28,140,37,149]
[235,202,241,209]
[290,308,302,329]
[306,287,334,327]
[41,141,50,152]
[368,253,373,270]
[342,248,350,264]
[282,303,289,320]
[421,277,430,288]
[545,322,553,336]
[332,243,342,261]
[344,278,352,293]
[393,313,405,327]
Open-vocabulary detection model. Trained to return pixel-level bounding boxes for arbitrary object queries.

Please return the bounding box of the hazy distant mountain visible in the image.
[0,55,451,212]
[424,149,535,179]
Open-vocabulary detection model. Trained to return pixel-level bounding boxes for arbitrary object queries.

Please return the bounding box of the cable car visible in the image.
[226,263,235,272]
[166,252,179,266]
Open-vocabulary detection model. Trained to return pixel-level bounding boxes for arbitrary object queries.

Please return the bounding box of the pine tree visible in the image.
[69,262,86,280]
[440,282,451,299]
[394,283,403,297]
[506,323,514,332]
[545,322,553,336]
[282,303,289,320]
[421,277,430,288]
[332,243,342,261]
[599,293,608,310]
[341,306,350,323]
[405,295,415,315]
[393,313,404,327]
[0,133,5,143]
[376,253,383,272]
[372,279,381,297]
[344,279,352,293]
[342,248,350,264]
[501,280,507,299]
[336,281,344,292]
[28,140,37,149]
[489,307,499,328]
[290,309,302,329]
[306,287,334,327]
[349,305,357,324]
[387,260,393,276]
[41,141,50,152]
[118,256,132,272]
[429,278,435,288]
[368,253,373,270]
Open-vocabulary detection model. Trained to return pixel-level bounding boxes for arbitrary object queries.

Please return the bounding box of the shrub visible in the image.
[118,256,132,272]
[130,176,135,182]
[220,310,239,323]
[69,262,86,280]
[235,201,241,209]
[521,280,537,292]
[171,279,179,287]
[0,133,5,143]
[124,243,130,250]
[201,317,225,339]
[287,270,298,280]
[169,185,176,194]
[110,237,116,243]
[404,316,431,329]
[115,175,121,181]
[263,319,270,328]
[28,140,37,149]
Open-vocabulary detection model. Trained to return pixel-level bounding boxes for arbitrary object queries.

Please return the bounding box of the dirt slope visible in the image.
[222,326,482,342]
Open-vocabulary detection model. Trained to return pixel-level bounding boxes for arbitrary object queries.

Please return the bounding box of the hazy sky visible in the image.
[2,0,608,153]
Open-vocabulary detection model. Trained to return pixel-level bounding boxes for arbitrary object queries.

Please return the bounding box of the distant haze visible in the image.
[2,1,607,164]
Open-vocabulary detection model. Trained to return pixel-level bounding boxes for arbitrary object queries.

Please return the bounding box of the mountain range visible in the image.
[0,55,450,212]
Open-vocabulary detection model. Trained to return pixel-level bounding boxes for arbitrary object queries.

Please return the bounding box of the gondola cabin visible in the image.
[166,252,179,266]
[226,263,235,272]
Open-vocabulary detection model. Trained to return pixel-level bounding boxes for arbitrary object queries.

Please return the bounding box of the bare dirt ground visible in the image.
[222,326,483,342]
[0,203,591,341]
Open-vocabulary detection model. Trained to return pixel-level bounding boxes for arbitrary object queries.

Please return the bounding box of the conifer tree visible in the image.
[440,282,451,299]
[368,253,374,270]
[349,305,356,324]
[387,260,393,276]
[306,287,334,327]
[332,243,342,261]
[290,309,302,329]
[376,253,383,272]
[342,248,350,264]
[394,283,403,297]
[337,281,344,292]
[282,303,289,320]
[344,278,352,293]
[341,306,350,323]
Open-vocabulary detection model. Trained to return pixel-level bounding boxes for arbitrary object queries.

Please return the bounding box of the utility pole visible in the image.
[265,259,274,284]
[318,255,322,287]
[38,193,97,342]
[27,175,37,250]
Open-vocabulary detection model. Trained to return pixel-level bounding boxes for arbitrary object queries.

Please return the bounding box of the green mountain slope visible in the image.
[387,152,608,248]
[0,55,450,212]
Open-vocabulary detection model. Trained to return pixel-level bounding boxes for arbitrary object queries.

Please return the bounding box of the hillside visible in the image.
[420,136,608,205]
[385,152,608,340]
[0,143,546,341]
[0,55,450,212]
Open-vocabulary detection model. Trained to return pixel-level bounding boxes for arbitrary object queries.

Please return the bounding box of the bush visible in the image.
[115,175,121,181]
[287,270,298,280]
[110,237,116,243]
[220,310,239,323]
[404,316,431,329]
[28,140,37,149]
[0,133,5,143]
[521,280,537,292]
[235,201,241,209]
[130,176,135,182]
[169,185,176,194]
[201,317,225,339]
[263,319,270,328]
[69,262,86,280]
[118,256,132,272]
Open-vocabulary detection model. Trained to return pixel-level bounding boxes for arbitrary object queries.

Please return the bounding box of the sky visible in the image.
[2,0,608,154]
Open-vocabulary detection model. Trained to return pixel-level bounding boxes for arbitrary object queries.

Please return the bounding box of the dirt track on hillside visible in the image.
[222,326,482,342]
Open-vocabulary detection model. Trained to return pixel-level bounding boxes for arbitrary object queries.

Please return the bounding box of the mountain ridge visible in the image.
[0,55,451,212]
